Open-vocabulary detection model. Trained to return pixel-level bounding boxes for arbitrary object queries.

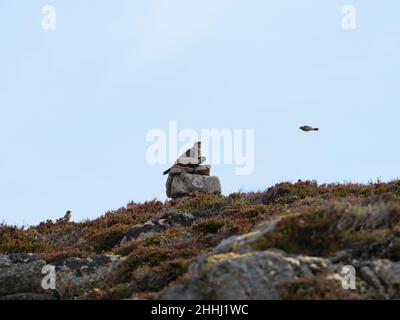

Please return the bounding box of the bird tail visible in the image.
[163,168,171,175]
[314,128,319,131]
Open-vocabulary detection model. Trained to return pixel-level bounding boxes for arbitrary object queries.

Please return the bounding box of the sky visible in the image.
[1,1,399,226]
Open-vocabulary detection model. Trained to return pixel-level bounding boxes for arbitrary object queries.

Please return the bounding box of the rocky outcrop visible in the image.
[212,219,281,254]
[0,253,121,300]
[53,255,121,298]
[157,248,333,300]
[2,181,400,300]
[166,168,221,199]
[158,217,400,300]
[0,253,55,299]
[120,220,169,245]
[157,219,337,300]
[164,146,222,199]
[358,259,400,299]
[169,173,221,199]
[120,212,204,246]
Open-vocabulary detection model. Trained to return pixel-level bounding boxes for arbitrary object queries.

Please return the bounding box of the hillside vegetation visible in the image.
[1,180,400,299]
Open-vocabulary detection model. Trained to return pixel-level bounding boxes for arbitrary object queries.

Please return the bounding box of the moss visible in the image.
[131,259,191,292]
[279,276,369,300]
[251,203,400,257]
[251,210,340,256]
[206,252,251,267]
[112,241,138,257]
[193,220,225,234]
[90,224,129,253]
[111,245,202,284]
[80,283,132,300]
[102,283,132,300]
[172,193,226,214]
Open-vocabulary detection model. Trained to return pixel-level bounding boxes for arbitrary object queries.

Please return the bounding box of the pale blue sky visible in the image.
[1,1,399,225]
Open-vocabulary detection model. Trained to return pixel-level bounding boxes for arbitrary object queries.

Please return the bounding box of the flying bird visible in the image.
[163,141,205,175]
[299,125,319,132]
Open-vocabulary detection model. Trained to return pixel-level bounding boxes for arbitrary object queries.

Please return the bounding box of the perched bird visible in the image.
[299,125,319,132]
[163,141,206,175]
[64,210,72,222]
[57,210,72,223]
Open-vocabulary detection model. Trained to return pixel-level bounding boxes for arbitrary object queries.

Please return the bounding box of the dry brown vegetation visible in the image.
[1,179,400,299]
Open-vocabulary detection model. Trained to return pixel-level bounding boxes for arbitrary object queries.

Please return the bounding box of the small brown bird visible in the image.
[299,125,319,132]
[163,141,206,175]
[64,210,72,221]
[57,210,72,223]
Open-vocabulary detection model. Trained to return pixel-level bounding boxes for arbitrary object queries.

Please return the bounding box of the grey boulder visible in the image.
[359,259,400,299]
[169,173,221,199]
[120,220,168,245]
[53,255,121,298]
[0,253,122,300]
[157,249,332,300]
[0,253,55,298]
[157,219,332,300]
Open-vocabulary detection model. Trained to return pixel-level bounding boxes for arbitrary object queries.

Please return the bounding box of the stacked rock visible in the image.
[164,142,221,199]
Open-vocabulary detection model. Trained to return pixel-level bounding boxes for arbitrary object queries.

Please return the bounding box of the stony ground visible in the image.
[1,180,400,300]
